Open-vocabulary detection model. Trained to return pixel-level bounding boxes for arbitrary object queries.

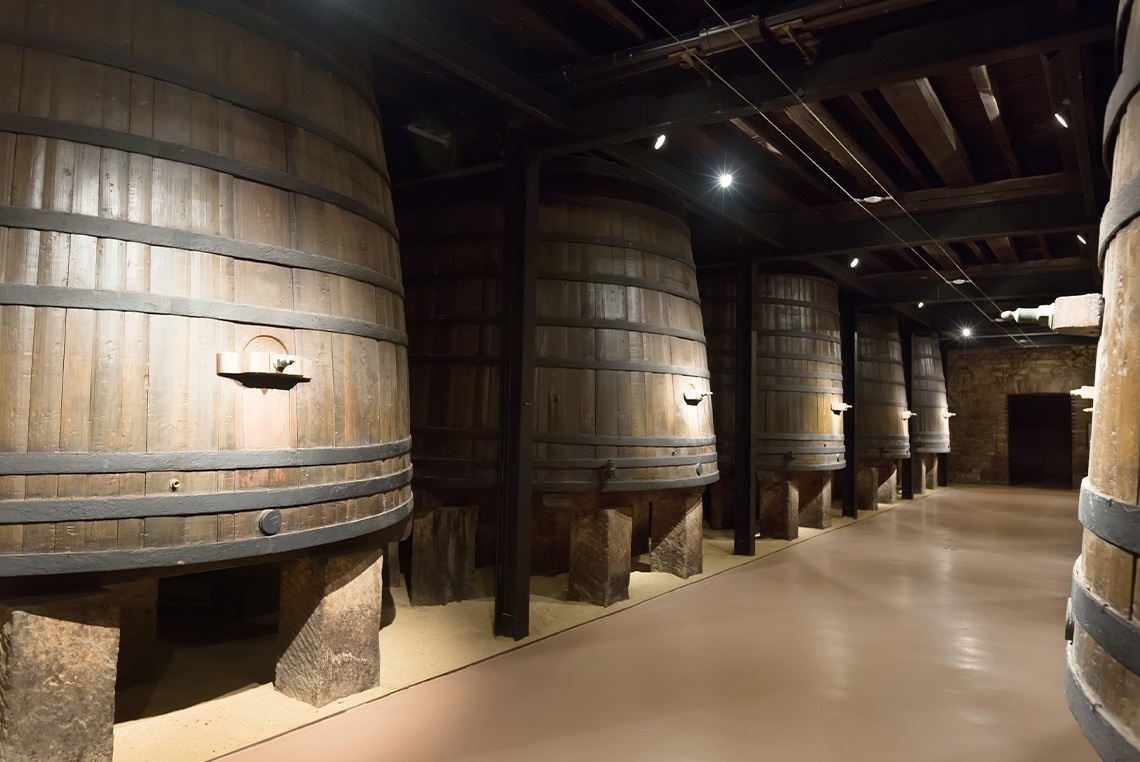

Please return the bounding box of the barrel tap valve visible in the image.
[901,410,917,420]
[831,402,852,414]
[683,389,713,405]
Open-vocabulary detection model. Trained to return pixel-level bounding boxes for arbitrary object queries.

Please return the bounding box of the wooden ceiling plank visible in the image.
[879,78,975,187]
[1062,47,1099,217]
[574,0,649,42]
[1037,234,1052,259]
[783,102,898,195]
[919,242,962,269]
[486,0,594,59]
[988,236,1019,264]
[964,240,996,265]
[970,65,1021,177]
[728,117,839,199]
[1040,52,1079,172]
[849,92,928,186]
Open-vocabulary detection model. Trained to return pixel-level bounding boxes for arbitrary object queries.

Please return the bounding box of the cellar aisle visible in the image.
[224,486,1094,762]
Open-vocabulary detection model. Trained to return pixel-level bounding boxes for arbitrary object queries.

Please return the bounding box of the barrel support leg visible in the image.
[758,471,799,540]
[650,491,703,578]
[912,456,928,495]
[276,544,383,707]
[410,505,477,605]
[109,579,158,686]
[856,466,879,511]
[798,471,833,529]
[707,476,735,530]
[632,500,652,557]
[531,493,572,576]
[569,504,632,606]
[877,464,898,506]
[0,589,119,762]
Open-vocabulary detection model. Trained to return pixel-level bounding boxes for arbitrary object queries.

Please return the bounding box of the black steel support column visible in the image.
[900,322,915,500]
[841,295,859,518]
[734,256,757,555]
[494,151,538,639]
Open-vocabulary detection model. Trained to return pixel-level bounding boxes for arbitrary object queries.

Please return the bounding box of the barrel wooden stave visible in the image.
[755,275,845,472]
[856,314,910,461]
[0,0,408,573]
[1068,2,1140,754]
[911,335,950,454]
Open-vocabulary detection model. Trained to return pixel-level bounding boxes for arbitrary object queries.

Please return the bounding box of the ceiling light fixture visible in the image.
[1077,234,1087,245]
[718,173,733,188]
[917,301,924,308]
[849,257,859,268]
[1055,112,1069,128]
[857,195,893,204]
[949,278,969,285]
[961,326,973,338]
[654,134,666,150]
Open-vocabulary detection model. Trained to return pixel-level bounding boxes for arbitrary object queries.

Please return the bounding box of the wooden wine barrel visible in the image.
[910,335,950,454]
[755,274,845,472]
[0,0,410,576]
[855,314,910,461]
[401,163,718,495]
[1066,2,1140,756]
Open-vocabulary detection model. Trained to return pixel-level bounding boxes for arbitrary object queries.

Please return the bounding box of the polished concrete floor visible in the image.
[225,486,1095,762]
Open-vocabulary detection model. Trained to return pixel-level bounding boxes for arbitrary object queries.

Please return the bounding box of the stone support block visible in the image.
[568,505,632,606]
[276,545,383,706]
[0,590,119,762]
[650,491,703,578]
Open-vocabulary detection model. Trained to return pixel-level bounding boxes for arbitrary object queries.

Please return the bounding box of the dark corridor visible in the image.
[1007,394,1073,488]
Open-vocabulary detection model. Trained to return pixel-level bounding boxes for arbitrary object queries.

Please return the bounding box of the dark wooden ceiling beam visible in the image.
[783,103,898,195]
[860,267,1100,305]
[333,0,581,131]
[860,254,1090,282]
[808,258,931,326]
[880,78,974,187]
[728,117,839,199]
[970,65,1021,177]
[1041,52,1079,174]
[848,92,928,186]
[1063,47,1100,217]
[791,192,1091,255]
[986,237,1020,264]
[574,0,648,42]
[566,0,1112,146]
[484,0,593,59]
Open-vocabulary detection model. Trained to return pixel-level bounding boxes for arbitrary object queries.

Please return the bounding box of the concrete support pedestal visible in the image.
[758,472,799,540]
[568,505,632,607]
[912,457,928,495]
[798,472,833,529]
[650,491,703,578]
[0,590,119,761]
[276,545,383,707]
[856,467,879,511]
[109,579,158,687]
[927,455,940,490]
[409,505,477,605]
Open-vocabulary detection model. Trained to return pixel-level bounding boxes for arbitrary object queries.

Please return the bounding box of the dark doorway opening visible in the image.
[1008,393,1073,487]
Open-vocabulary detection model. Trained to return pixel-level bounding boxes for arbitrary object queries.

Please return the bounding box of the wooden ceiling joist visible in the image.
[970,65,1021,177]
[880,78,974,187]
[848,92,929,187]
[783,102,898,196]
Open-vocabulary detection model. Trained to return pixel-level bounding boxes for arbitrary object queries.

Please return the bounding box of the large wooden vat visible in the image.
[0,0,410,576]
[855,314,911,461]
[1066,2,1140,755]
[755,274,846,472]
[401,166,718,496]
[910,336,951,454]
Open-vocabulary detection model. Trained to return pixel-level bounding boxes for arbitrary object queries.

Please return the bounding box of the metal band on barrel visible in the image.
[0,498,412,577]
[0,438,411,476]
[0,206,404,298]
[1065,650,1140,762]
[1099,171,1140,270]
[1103,59,1140,169]
[1071,560,1140,677]
[0,284,407,345]
[0,467,412,523]
[1079,479,1140,556]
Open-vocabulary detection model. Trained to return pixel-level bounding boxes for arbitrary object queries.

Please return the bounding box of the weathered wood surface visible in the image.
[1068,3,1140,753]
[0,0,409,569]
[911,336,951,454]
[409,505,477,606]
[856,314,911,461]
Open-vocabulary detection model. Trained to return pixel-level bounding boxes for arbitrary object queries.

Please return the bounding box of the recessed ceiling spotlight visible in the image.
[654,134,666,150]
[1077,234,1087,245]
[718,173,733,188]
[917,301,925,308]
[961,326,973,338]
[849,257,860,268]
[1055,112,1069,128]
[949,278,969,285]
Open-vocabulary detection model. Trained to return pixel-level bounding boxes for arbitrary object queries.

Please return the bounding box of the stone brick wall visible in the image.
[946,345,1096,486]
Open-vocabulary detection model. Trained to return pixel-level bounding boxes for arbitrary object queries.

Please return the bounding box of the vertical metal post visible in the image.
[494,151,538,639]
[840,295,858,518]
[938,338,951,487]
[733,256,756,555]
[899,322,915,500]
